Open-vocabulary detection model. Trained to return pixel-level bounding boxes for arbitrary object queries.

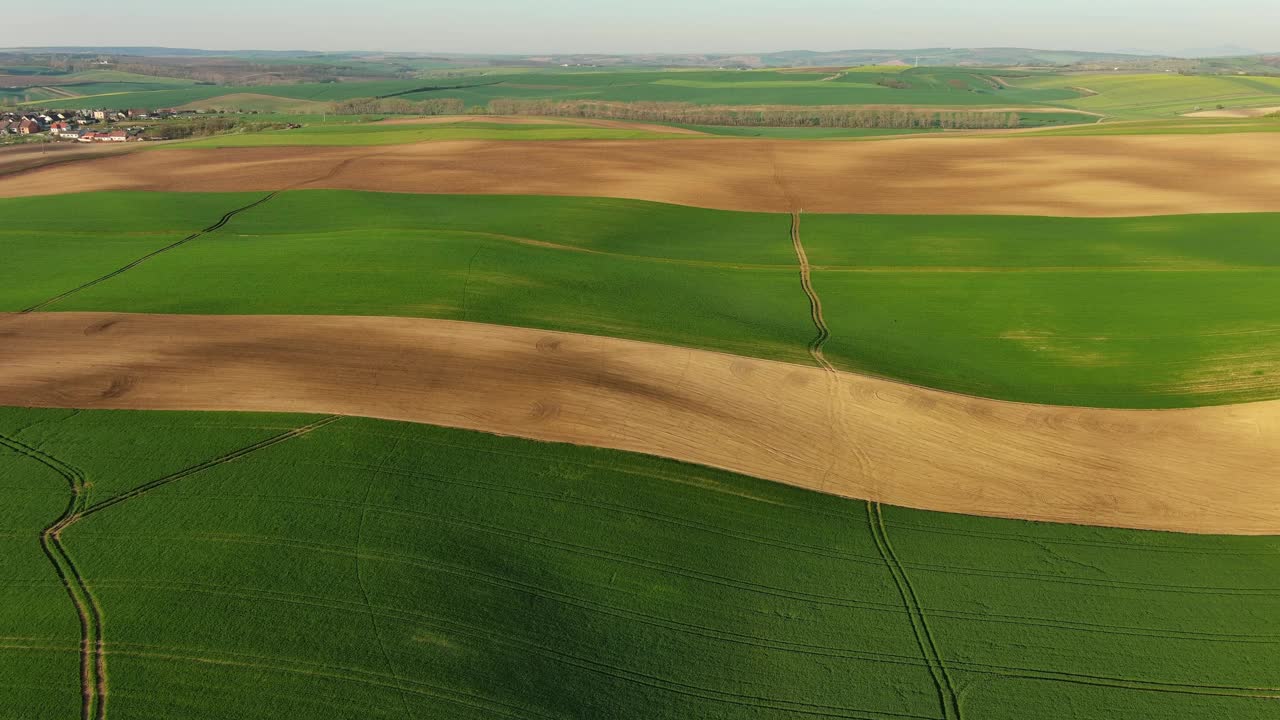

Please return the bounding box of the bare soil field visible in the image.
[3,311,1276,534]
[3,134,1280,215]
[0,142,142,177]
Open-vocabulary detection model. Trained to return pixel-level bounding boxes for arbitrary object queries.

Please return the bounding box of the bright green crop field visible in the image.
[5,190,1280,408]
[1,406,1276,720]
[21,67,1082,111]
[1009,72,1280,119]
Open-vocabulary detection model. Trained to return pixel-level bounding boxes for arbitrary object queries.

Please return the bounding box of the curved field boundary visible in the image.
[2,312,1278,535]
[5,134,1280,216]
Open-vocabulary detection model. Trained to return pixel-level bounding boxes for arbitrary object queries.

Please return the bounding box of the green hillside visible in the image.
[1011,72,1280,117]
[2,407,1276,720]
[5,190,1280,407]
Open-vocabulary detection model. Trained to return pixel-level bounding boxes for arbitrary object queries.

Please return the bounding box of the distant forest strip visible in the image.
[332,97,466,115]
[487,99,1023,129]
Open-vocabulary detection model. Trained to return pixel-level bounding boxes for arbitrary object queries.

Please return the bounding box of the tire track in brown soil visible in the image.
[3,312,1279,535]
[777,168,959,717]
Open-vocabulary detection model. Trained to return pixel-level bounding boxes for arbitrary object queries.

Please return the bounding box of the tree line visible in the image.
[485,100,1021,129]
[331,97,466,115]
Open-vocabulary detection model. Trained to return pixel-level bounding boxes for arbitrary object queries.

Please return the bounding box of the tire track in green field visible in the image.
[0,432,105,720]
[868,501,963,720]
[353,427,417,720]
[773,158,952,716]
[79,415,340,519]
[19,191,280,314]
[0,416,338,720]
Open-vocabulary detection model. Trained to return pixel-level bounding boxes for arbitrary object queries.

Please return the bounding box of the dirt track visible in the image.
[4,134,1280,215]
[3,312,1276,535]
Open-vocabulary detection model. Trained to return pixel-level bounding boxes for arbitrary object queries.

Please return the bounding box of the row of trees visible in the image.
[331,97,466,115]
[486,100,1021,129]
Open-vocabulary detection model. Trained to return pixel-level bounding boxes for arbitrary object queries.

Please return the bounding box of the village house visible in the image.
[17,118,42,135]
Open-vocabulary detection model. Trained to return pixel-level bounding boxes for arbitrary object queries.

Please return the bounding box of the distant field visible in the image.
[1010,72,1280,118]
[2,406,1277,720]
[671,124,939,138]
[17,67,1082,110]
[4,190,1280,407]
[1022,116,1280,136]
[177,121,693,147]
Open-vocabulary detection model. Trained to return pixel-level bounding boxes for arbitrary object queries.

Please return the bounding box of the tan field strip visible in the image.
[4,134,1280,215]
[1184,106,1280,118]
[2,312,1277,534]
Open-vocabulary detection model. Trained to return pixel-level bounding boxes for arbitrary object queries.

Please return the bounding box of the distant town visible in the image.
[0,107,201,142]
[0,106,305,145]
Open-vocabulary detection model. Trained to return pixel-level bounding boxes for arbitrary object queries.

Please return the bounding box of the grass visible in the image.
[668,124,941,138]
[6,190,1280,407]
[802,212,1280,407]
[1010,73,1280,119]
[1020,116,1280,136]
[1,406,1277,719]
[175,121,690,147]
[0,192,261,310]
[3,191,814,365]
[20,67,1082,111]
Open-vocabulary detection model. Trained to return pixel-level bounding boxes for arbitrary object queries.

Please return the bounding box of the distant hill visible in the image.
[2,46,1155,68]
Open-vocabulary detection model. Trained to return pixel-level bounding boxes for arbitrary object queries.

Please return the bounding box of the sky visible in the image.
[4,0,1277,55]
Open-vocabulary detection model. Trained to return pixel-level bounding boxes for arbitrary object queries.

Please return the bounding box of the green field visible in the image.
[19,67,1082,111]
[1021,116,1280,137]
[2,406,1276,720]
[175,121,691,147]
[4,190,1280,407]
[1010,72,1280,118]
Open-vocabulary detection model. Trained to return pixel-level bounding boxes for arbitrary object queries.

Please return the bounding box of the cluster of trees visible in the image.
[142,117,295,140]
[486,100,1021,129]
[331,97,465,115]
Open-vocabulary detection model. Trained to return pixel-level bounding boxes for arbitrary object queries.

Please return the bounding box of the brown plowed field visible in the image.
[3,312,1276,534]
[4,134,1280,215]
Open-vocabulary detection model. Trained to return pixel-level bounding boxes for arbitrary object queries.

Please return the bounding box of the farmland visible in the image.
[11,68,1085,111]
[4,46,1280,720]
[3,190,1279,407]
[7,135,1280,217]
[1,407,1277,720]
[1009,72,1280,118]
[175,120,697,147]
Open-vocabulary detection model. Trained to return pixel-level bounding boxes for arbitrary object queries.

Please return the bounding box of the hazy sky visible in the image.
[5,0,1277,54]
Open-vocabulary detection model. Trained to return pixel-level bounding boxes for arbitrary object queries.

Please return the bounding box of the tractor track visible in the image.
[18,191,280,314]
[0,416,338,719]
[774,153,957,717]
[868,501,963,719]
[0,432,105,720]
